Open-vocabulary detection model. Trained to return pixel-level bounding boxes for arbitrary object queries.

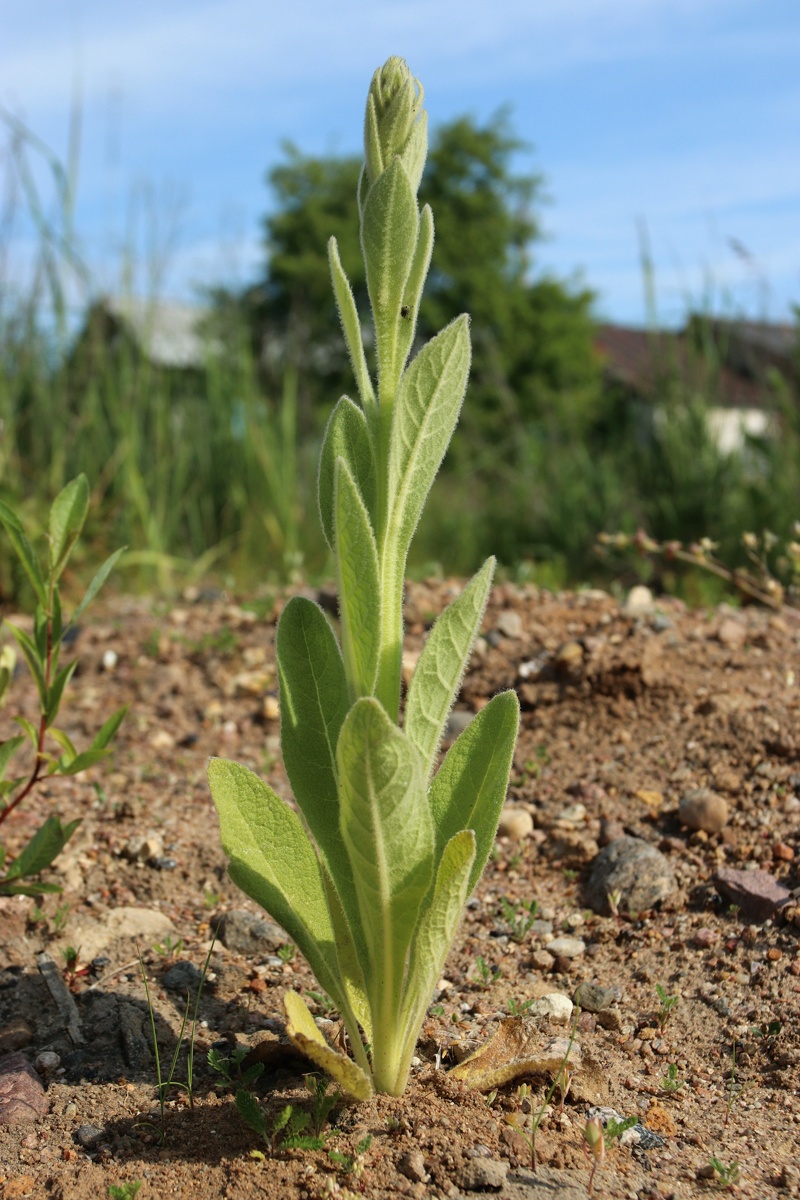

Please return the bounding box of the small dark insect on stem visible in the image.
[400,305,410,319]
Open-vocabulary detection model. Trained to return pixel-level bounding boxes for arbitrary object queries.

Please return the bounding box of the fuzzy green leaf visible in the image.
[284,989,373,1101]
[429,690,520,892]
[387,315,471,557]
[404,557,495,782]
[208,757,346,1014]
[361,157,419,385]
[337,699,434,1029]
[328,238,375,415]
[396,203,433,373]
[276,595,366,965]
[335,459,380,699]
[318,397,377,551]
[399,829,475,1066]
[49,475,89,577]
[0,501,46,607]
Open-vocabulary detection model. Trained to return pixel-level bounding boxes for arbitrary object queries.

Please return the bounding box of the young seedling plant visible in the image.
[208,56,520,1099]
[0,476,126,897]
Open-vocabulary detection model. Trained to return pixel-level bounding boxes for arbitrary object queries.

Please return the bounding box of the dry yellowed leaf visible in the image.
[449,1018,582,1091]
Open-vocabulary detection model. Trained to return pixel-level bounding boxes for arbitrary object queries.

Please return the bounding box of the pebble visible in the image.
[213,909,285,954]
[717,616,747,648]
[773,842,795,862]
[33,1052,60,1077]
[496,805,533,840]
[75,1124,104,1148]
[622,585,654,616]
[713,867,792,922]
[530,994,574,1024]
[0,1053,48,1126]
[531,950,556,972]
[547,937,585,959]
[679,788,729,834]
[456,1159,508,1191]
[586,836,676,916]
[101,649,118,671]
[572,982,616,1013]
[397,1149,428,1183]
[495,610,523,640]
[557,803,587,825]
[122,833,165,863]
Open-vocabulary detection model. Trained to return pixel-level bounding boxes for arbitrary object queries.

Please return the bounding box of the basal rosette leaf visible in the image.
[336,698,434,1088]
[397,828,475,1081]
[208,757,351,1017]
[404,556,495,782]
[387,315,471,559]
[318,397,377,551]
[429,690,520,893]
[284,989,373,1100]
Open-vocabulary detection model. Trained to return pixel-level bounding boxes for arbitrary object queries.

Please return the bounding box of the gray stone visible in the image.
[456,1158,508,1191]
[214,909,284,954]
[75,1123,104,1148]
[0,1052,48,1125]
[496,610,523,640]
[586,836,676,916]
[573,982,616,1013]
[547,937,585,959]
[162,961,204,992]
[529,994,573,1024]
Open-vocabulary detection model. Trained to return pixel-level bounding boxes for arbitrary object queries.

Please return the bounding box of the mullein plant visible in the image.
[209,56,519,1098]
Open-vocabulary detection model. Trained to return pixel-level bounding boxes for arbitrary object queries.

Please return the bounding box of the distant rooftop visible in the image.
[102,296,211,369]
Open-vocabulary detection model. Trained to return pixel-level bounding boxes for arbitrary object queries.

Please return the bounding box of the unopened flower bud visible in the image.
[364,56,427,193]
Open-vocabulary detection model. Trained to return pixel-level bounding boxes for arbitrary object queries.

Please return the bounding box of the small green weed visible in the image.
[655,983,679,1031]
[709,1156,740,1190]
[277,943,297,964]
[235,1075,340,1155]
[108,1184,142,1200]
[207,1044,264,1091]
[500,896,539,943]
[661,1063,684,1094]
[329,1134,372,1178]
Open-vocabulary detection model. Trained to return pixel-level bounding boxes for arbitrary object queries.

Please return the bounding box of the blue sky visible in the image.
[2,0,798,327]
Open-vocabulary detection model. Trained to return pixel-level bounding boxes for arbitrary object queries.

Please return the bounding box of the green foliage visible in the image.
[207,1044,264,1092]
[709,1156,740,1190]
[661,1063,684,1094]
[209,56,519,1099]
[0,477,126,896]
[655,984,679,1031]
[108,1184,142,1200]
[500,896,539,943]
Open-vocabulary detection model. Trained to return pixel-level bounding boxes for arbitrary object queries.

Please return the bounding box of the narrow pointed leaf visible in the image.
[328,238,375,415]
[89,704,128,751]
[0,736,24,782]
[0,502,46,607]
[49,728,77,761]
[318,397,377,551]
[6,624,46,706]
[45,660,77,726]
[337,699,434,1022]
[335,459,380,699]
[396,203,433,373]
[429,690,520,892]
[404,557,495,781]
[14,715,39,748]
[58,748,110,775]
[70,546,126,626]
[208,757,346,1014]
[49,475,89,576]
[3,815,80,882]
[284,990,373,1100]
[387,315,471,556]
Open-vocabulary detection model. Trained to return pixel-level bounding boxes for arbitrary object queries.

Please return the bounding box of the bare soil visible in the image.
[1,580,799,1200]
